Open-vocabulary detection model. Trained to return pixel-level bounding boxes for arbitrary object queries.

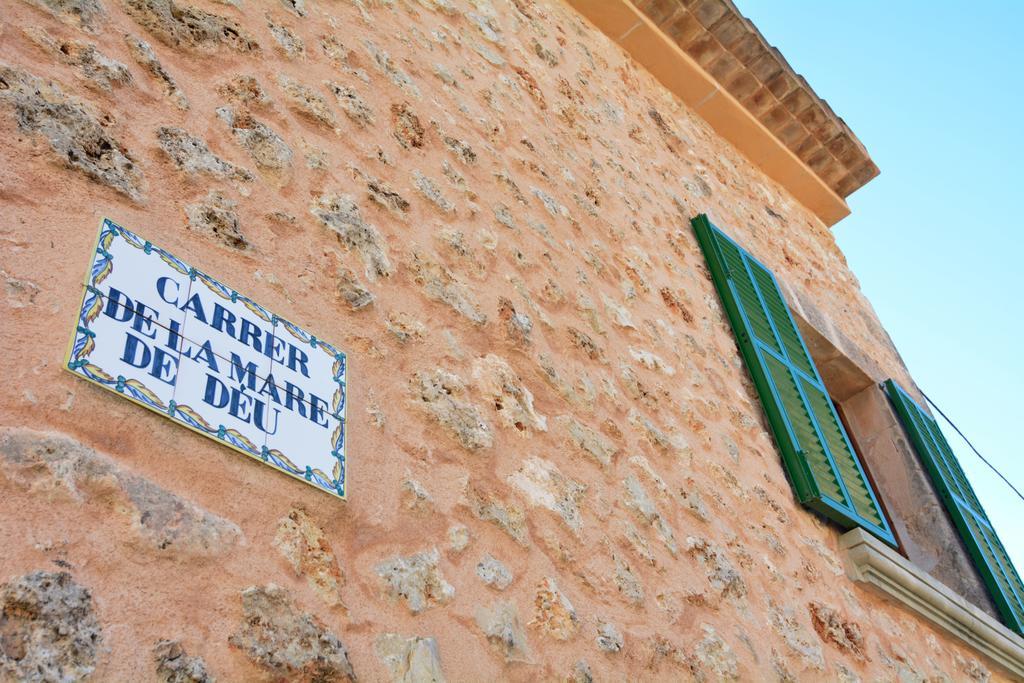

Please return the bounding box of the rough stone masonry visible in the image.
[0,0,1003,680]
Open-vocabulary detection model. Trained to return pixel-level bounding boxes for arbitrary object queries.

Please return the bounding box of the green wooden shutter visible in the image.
[692,214,896,546]
[884,379,1024,634]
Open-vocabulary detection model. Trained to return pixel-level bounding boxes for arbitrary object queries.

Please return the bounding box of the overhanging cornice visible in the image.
[566,0,879,227]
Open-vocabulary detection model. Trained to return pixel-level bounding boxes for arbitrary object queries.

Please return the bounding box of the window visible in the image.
[885,380,1024,635]
[691,212,1024,639]
[691,214,896,546]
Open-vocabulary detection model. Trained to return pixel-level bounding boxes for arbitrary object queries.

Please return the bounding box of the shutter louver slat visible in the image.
[749,260,817,378]
[802,381,883,526]
[884,379,1024,634]
[717,237,782,355]
[762,352,845,502]
[692,214,896,546]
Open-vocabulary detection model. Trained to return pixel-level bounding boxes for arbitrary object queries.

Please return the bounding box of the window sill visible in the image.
[839,528,1024,677]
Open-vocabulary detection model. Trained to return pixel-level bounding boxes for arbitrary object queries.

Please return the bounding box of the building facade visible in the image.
[1,0,1021,680]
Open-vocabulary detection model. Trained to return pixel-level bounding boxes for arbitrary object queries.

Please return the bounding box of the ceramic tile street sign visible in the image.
[65,218,348,499]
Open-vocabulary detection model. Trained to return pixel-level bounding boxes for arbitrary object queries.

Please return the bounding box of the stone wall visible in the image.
[0,0,1003,680]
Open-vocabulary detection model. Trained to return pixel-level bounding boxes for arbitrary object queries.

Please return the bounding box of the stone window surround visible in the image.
[840,528,1024,678]
[779,284,1024,674]
[774,286,1024,671]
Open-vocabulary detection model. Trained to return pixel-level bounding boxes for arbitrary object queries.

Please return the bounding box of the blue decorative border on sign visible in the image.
[65,218,348,499]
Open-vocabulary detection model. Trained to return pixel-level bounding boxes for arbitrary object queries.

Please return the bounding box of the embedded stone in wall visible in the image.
[685,537,746,600]
[531,577,578,641]
[229,585,355,682]
[391,102,424,148]
[375,634,446,683]
[328,83,374,128]
[366,43,418,95]
[0,571,101,682]
[463,483,530,546]
[558,416,617,467]
[403,477,433,510]
[365,176,409,213]
[0,66,144,199]
[623,474,677,556]
[24,28,132,91]
[497,297,532,346]
[508,457,585,533]
[156,126,253,181]
[312,192,393,279]
[278,75,337,128]
[413,170,455,214]
[412,369,493,451]
[0,428,243,555]
[24,0,106,32]
[628,410,688,457]
[808,601,867,661]
[476,554,513,590]
[442,135,476,164]
[273,507,345,609]
[375,548,454,614]
[613,553,644,606]
[268,19,305,58]
[124,36,189,109]
[472,354,546,433]
[337,267,375,310]
[566,326,603,361]
[153,639,213,683]
[569,660,593,683]
[124,0,258,52]
[475,600,531,663]
[955,653,991,683]
[280,0,305,17]
[218,75,271,108]
[769,602,825,672]
[692,624,739,680]
[386,311,426,343]
[185,191,247,250]
[596,621,624,653]
[216,107,293,172]
[447,524,469,553]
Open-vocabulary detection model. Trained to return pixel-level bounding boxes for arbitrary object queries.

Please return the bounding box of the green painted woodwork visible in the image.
[884,379,1024,634]
[692,214,896,546]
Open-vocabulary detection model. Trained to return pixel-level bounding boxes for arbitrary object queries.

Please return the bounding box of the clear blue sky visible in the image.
[738,3,1024,574]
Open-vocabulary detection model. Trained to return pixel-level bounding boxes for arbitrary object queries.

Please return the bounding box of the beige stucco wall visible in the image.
[0,0,1008,680]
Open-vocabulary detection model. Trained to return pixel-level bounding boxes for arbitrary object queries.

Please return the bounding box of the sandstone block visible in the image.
[472,355,546,433]
[229,584,355,681]
[475,601,530,663]
[153,639,213,683]
[412,370,493,451]
[531,577,578,641]
[311,193,393,279]
[508,457,585,533]
[375,634,446,683]
[185,191,246,250]
[125,36,189,109]
[0,428,243,555]
[375,548,454,614]
[216,107,293,172]
[476,554,512,590]
[25,0,106,32]
[0,571,101,682]
[0,66,143,199]
[597,621,624,653]
[157,127,252,181]
[124,0,258,51]
[273,507,345,609]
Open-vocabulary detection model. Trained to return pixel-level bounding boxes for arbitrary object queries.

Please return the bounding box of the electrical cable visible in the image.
[919,390,1024,505]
